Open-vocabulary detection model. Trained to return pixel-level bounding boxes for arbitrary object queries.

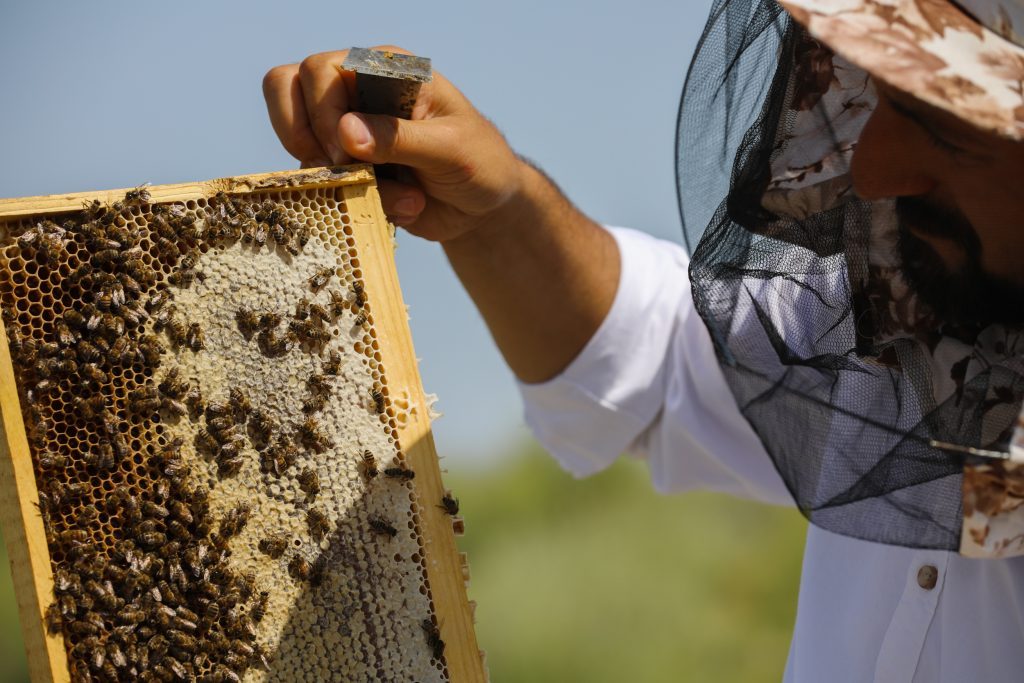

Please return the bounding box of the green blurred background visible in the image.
[0,446,806,683]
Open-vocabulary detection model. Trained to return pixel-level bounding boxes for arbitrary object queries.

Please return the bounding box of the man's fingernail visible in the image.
[394,197,419,215]
[347,115,373,147]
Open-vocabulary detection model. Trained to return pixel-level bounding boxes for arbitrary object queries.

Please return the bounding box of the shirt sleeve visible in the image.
[517,226,793,506]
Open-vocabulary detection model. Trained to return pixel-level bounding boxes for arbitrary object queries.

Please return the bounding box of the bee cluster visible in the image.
[0,182,451,682]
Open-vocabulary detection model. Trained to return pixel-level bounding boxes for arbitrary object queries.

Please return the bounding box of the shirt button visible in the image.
[917,565,938,590]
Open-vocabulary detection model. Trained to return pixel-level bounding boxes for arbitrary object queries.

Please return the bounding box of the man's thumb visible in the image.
[338,112,451,172]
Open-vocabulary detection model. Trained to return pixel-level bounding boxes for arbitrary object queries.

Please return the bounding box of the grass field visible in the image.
[0,446,807,682]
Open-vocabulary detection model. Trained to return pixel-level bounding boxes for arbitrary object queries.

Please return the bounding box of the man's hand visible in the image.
[263,46,620,383]
[262,46,526,243]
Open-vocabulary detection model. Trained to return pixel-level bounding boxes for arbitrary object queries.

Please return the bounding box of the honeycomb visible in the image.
[0,172,470,682]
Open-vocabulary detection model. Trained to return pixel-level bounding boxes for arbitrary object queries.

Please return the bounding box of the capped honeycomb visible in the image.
[0,168,483,683]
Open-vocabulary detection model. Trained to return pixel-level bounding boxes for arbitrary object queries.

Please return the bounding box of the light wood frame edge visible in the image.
[343,183,487,683]
[0,315,69,682]
[0,166,376,220]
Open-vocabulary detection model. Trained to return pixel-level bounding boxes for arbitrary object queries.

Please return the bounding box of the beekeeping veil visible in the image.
[677,0,1024,557]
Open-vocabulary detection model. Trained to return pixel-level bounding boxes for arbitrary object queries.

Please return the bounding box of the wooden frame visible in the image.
[0,166,486,683]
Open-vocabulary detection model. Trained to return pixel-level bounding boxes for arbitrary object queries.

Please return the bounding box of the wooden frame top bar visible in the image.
[0,165,376,219]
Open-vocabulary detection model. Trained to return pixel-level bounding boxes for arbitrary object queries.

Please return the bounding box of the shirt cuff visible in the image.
[517,226,691,477]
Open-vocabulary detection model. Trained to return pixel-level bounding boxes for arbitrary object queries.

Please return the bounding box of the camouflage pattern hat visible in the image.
[778,0,1024,140]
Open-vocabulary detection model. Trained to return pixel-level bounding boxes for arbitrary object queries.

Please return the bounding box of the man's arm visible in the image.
[262,47,618,383]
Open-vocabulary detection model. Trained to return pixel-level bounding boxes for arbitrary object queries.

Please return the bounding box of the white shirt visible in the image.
[517,226,1024,683]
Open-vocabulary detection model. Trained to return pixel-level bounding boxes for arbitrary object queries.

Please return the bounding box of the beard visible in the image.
[895,196,1024,329]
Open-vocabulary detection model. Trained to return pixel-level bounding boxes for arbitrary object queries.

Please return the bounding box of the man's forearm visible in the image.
[441,161,620,384]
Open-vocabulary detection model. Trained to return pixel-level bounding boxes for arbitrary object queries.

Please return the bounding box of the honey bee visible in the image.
[124,183,152,205]
[302,393,327,413]
[327,289,348,317]
[262,329,298,357]
[27,418,49,448]
[106,640,127,669]
[289,318,331,346]
[229,387,251,417]
[161,397,188,417]
[77,339,100,363]
[288,555,312,582]
[138,333,164,366]
[217,454,244,477]
[195,429,220,457]
[158,367,190,399]
[250,591,270,623]
[298,416,332,453]
[205,400,232,419]
[169,267,204,287]
[439,494,460,516]
[253,221,268,247]
[368,516,398,538]
[270,220,288,245]
[110,432,130,459]
[116,603,147,626]
[137,531,167,548]
[371,389,386,414]
[307,373,332,396]
[90,441,115,470]
[129,385,161,415]
[142,501,169,518]
[248,408,275,444]
[258,312,281,332]
[184,384,204,414]
[309,302,332,323]
[294,297,310,320]
[297,467,320,497]
[308,266,334,292]
[167,499,193,526]
[76,504,100,526]
[215,191,240,217]
[360,450,379,480]
[44,602,62,634]
[109,336,135,365]
[186,322,205,351]
[55,321,77,347]
[117,272,141,297]
[218,502,252,540]
[167,628,198,650]
[323,350,344,376]
[93,248,122,266]
[68,619,100,637]
[353,312,368,327]
[307,508,330,542]
[257,534,288,559]
[167,317,188,347]
[156,235,181,259]
[99,312,126,338]
[179,248,200,271]
[352,281,366,308]
[60,529,90,546]
[384,465,415,480]
[422,618,445,660]
[153,302,177,331]
[295,223,311,249]
[146,289,171,313]
[112,486,141,523]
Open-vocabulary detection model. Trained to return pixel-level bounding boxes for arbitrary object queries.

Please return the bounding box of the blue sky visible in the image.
[0,0,713,466]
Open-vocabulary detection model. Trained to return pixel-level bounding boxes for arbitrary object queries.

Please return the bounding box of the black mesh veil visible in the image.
[675,0,1024,550]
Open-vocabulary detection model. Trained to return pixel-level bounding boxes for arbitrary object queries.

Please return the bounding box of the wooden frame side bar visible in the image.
[343,183,487,683]
[0,316,70,683]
